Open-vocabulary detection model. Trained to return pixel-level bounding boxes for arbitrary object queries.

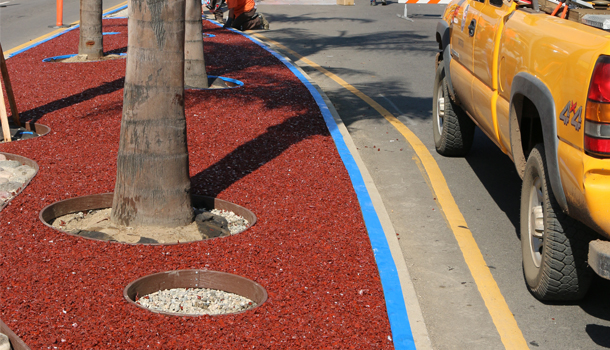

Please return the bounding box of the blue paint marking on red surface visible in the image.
[215,20,417,350]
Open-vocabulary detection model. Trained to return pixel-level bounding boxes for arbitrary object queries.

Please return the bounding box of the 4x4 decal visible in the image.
[559,101,582,131]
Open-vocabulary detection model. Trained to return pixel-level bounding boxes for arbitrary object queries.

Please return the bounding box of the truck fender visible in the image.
[510,72,568,213]
[436,20,451,52]
[436,20,457,100]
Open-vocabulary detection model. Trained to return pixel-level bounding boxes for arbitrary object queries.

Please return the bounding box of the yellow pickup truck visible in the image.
[435,0,610,300]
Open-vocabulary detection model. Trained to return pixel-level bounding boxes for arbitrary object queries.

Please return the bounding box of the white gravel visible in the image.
[136,287,257,315]
[0,157,36,208]
[210,209,249,234]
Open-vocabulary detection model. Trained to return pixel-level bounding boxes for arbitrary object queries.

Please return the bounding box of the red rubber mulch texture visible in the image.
[0,20,394,349]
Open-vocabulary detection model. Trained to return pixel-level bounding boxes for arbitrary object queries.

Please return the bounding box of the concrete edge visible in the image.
[296,63,433,350]
[6,4,129,59]
[250,37,432,350]
[0,318,30,350]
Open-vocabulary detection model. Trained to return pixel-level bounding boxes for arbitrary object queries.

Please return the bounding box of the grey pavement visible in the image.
[0,0,126,51]
[254,2,610,349]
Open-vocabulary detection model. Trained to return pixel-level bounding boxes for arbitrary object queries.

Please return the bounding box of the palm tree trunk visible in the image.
[111,0,193,228]
[184,0,209,89]
[78,0,103,59]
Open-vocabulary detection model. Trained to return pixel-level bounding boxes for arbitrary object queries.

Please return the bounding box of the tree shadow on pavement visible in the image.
[202,26,437,128]
[321,79,433,128]
[252,27,438,58]
[190,111,324,197]
[19,77,125,124]
[255,12,374,26]
[105,46,127,55]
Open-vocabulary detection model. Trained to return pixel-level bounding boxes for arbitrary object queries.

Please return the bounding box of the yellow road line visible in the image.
[4,1,128,56]
[253,33,529,350]
[102,1,128,15]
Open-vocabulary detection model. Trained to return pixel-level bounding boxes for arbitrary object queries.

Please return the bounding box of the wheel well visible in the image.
[511,95,543,178]
[436,33,443,51]
[520,97,543,158]
[436,34,443,67]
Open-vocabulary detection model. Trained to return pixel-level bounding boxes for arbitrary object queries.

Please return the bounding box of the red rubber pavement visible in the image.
[0,19,394,349]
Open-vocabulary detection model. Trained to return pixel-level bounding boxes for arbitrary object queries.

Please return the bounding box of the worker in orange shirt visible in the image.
[223,0,269,30]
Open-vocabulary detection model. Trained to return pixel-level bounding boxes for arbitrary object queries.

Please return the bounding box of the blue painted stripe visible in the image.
[208,21,416,350]
[209,75,243,87]
[103,4,127,17]
[42,54,76,62]
[103,32,121,35]
[7,25,79,59]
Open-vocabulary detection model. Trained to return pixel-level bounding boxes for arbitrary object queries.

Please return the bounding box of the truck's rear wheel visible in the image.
[521,144,593,301]
[432,64,475,156]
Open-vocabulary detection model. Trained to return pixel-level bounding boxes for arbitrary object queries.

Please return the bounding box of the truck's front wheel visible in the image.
[521,144,593,301]
[432,64,474,156]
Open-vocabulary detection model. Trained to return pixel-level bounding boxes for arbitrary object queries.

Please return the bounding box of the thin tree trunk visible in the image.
[184,0,209,89]
[111,0,193,228]
[78,0,103,59]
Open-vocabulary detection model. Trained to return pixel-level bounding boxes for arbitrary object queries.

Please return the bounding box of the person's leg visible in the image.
[240,14,262,30]
[232,9,261,30]
[240,11,268,30]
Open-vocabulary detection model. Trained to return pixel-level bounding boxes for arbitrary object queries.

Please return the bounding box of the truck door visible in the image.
[449,0,486,116]
[471,0,515,149]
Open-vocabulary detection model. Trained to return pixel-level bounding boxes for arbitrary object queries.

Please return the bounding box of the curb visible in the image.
[5,4,129,59]
[236,25,432,350]
[290,57,433,350]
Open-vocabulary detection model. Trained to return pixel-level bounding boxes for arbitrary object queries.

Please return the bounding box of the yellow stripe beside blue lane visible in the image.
[4,2,128,59]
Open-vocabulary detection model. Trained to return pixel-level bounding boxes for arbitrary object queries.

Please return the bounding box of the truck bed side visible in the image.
[499,10,610,236]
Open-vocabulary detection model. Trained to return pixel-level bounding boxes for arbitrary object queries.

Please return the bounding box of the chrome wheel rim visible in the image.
[436,81,445,136]
[528,177,544,268]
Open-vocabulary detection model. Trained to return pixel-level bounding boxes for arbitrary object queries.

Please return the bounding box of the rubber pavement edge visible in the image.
[245,33,433,350]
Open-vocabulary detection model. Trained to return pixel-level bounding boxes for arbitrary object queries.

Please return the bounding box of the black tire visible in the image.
[432,63,475,156]
[520,144,593,301]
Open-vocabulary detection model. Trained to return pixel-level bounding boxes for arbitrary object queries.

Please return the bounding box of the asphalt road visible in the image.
[0,0,126,51]
[254,2,610,350]
[2,1,610,349]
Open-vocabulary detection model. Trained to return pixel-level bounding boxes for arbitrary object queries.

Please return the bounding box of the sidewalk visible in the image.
[0,13,410,350]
